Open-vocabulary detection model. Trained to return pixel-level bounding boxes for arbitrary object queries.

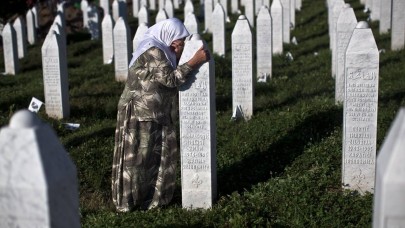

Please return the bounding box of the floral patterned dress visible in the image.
[112,47,193,211]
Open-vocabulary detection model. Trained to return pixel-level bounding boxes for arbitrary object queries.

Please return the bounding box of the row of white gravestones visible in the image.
[178,34,217,209]
[232,15,253,121]
[373,108,405,227]
[335,4,357,104]
[0,110,80,227]
[2,23,19,75]
[342,21,379,194]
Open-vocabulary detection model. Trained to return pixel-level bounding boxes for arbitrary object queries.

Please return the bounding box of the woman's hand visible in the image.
[187,46,211,69]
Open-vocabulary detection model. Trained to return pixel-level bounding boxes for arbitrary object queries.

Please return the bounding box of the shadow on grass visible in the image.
[216,106,343,196]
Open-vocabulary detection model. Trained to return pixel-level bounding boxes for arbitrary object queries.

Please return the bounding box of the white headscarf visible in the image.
[129,18,190,68]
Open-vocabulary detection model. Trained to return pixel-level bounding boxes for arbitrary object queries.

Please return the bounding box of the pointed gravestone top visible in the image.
[356,21,369,29]
[9,109,41,128]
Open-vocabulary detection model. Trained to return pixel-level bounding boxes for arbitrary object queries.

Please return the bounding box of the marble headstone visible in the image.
[204,0,213,32]
[149,0,156,10]
[0,110,80,228]
[165,0,174,18]
[271,0,283,54]
[41,31,70,119]
[232,15,253,121]
[184,0,195,21]
[290,0,295,28]
[212,3,225,56]
[178,34,217,209]
[331,0,345,78]
[373,108,405,228]
[342,22,379,194]
[256,6,272,81]
[100,0,110,15]
[370,0,380,21]
[280,0,290,43]
[13,16,27,59]
[335,5,357,104]
[3,23,19,75]
[26,9,37,45]
[155,8,168,23]
[133,22,148,52]
[184,13,199,35]
[391,0,405,50]
[138,5,150,26]
[379,0,391,34]
[81,0,89,28]
[231,0,239,13]
[244,0,255,27]
[102,14,114,64]
[113,17,131,82]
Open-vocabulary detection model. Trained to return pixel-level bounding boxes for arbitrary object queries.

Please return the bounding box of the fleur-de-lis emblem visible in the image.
[352,169,366,185]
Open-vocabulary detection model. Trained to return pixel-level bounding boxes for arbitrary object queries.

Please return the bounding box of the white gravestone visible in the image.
[174,0,179,9]
[244,0,255,27]
[342,22,379,194]
[331,0,345,78]
[373,108,405,228]
[328,0,337,49]
[138,5,150,26]
[370,0,380,21]
[100,0,110,15]
[255,0,263,15]
[220,0,228,20]
[179,34,217,209]
[26,9,37,45]
[335,5,357,104]
[113,17,131,82]
[102,14,114,64]
[81,0,89,28]
[271,0,283,54]
[3,23,19,75]
[256,6,272,81]
[41,31,70,119]
[13,16,27,59]
[0,110,80,228]
[391,0,405,50]
[165,0,174,18]
[290,0,295,28]
[184,0,194,21]
[149,0,156,10]
[231,0,239,14]
[112,0,127,22]
[204,0,213,33]
[184,13,199,35]
[379,0,391,34]
[88,4,101,40]
[159,0,164,9]
[133,22,148,52]
[296,0,302,10]
[32,5,39,29]
[212,3,226,56]
[232,15,253,121]
[280,0,290,43]
[155,8,168,23]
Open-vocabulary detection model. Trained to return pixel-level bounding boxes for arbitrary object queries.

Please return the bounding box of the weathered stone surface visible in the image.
[0,110,80,228]
[271,0,283,54]
[113,17,131,82]
[342,22,379,194]
[256,6,272,81]
[102,14,114,64]
[232,15,253,121]
[179,34,217,209]
[391,0,405,50]
[212,3,225,56]
[373,108,405,228]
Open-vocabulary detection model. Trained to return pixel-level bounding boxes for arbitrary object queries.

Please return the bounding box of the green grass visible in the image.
[1,0,405,226]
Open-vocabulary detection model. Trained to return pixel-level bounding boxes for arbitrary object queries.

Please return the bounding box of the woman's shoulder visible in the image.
[143,46,166,60]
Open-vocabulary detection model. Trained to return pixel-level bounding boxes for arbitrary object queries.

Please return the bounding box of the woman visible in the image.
[112,18,210,211]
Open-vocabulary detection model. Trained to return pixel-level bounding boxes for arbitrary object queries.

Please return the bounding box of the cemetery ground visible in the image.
[1,0,405,226]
